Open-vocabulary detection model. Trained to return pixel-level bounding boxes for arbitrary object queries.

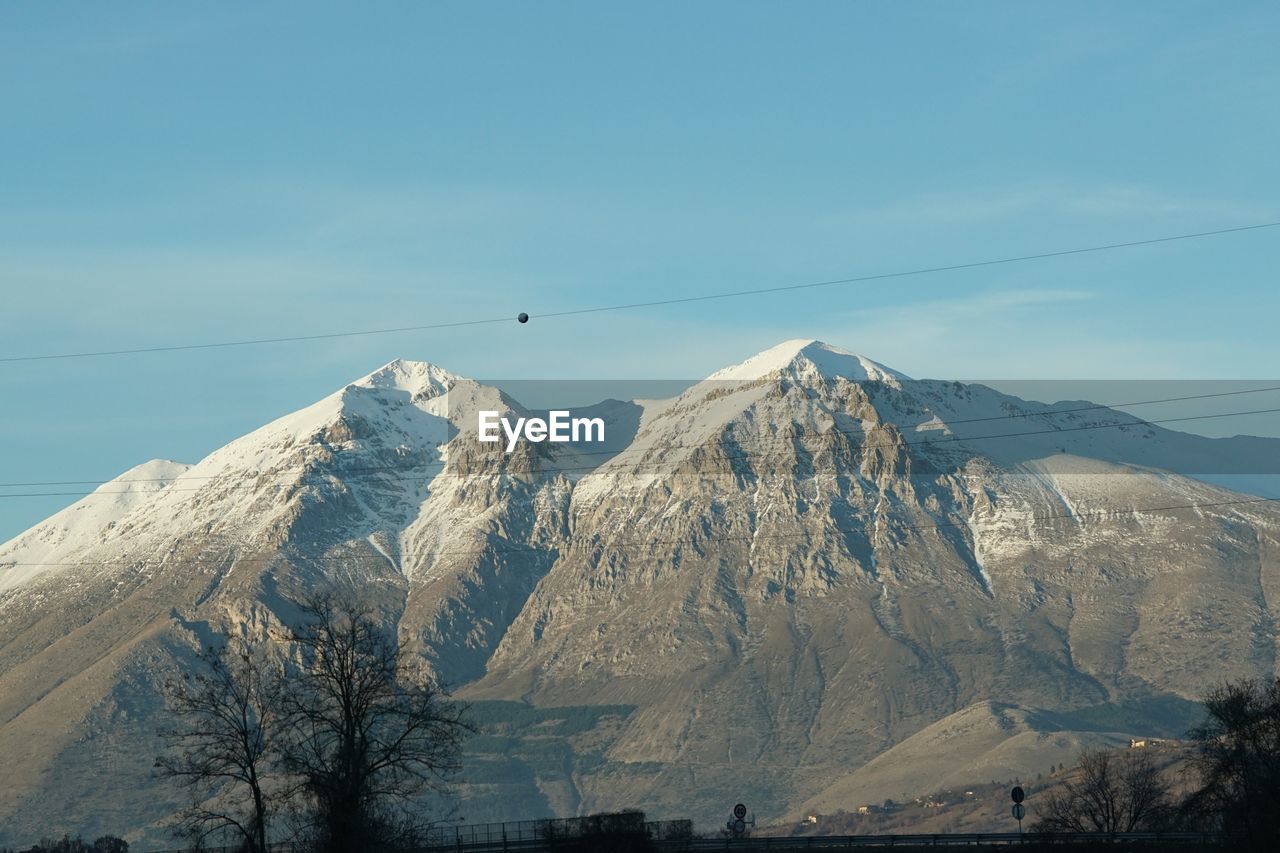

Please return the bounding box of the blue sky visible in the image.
[2,1,1279,539]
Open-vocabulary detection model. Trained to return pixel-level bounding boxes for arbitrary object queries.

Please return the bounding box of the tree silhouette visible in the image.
[156,644,279,853]
[1185,678,1280,849]
[157,594,471,852]
[1035,748,1172,833]
[279,596,472,852]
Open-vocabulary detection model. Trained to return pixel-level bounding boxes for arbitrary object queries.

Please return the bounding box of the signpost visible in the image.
[727,803,752,838]
[1010,786,1026,834]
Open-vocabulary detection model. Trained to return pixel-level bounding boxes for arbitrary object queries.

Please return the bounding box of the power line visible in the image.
[0,316,513,363]
[534,221,1280,320]
[4,493,1278,571]
[2,404,1280,502]
[3,221,1278,364]
[2,383,1278,492]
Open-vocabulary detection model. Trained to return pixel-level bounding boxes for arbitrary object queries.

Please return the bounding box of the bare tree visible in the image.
[1186,678,1280,847]
[279,596,472,852]
[1034,747,1172,834]
[156,645,279,853]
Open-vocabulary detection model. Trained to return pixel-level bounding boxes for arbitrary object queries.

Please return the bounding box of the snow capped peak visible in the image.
[707,339,910,385]
[353,359,460,400]
[213,359,463,451]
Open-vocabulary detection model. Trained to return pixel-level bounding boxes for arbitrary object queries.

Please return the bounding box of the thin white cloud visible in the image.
[796,288,1273,379]
[825,184,1273,227]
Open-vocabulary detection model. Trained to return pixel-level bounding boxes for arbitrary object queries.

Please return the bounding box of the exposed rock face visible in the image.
[1,339,1277,844]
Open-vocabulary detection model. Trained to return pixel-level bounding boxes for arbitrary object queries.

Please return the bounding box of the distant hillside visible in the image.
[774,739,1192,836]
[792,695,1203,819]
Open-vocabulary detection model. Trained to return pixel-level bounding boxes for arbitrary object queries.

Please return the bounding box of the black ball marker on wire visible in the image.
[517,313,529,324]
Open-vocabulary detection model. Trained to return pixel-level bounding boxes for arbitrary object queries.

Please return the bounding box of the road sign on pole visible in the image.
[1011,785,1025,804]
[1012,802,1025,834]
[727,803,750,838]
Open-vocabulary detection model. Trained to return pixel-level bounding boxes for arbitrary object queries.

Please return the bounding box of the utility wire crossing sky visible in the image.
[1,221,1276,364]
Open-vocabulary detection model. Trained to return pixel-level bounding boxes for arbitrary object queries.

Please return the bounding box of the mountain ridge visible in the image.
[1,340,1278,844]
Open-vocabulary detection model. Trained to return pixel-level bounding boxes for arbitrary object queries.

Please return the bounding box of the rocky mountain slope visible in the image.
[1,339,1277,845]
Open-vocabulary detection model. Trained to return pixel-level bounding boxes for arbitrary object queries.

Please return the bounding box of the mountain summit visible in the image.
[707,338,910,384]
[1,341,1278,843]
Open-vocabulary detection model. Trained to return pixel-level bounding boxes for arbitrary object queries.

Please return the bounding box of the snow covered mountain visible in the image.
[1,339,1278,844]
[0,459,191,593]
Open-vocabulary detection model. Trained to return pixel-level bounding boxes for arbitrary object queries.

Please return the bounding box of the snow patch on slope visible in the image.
[0,459,191,592]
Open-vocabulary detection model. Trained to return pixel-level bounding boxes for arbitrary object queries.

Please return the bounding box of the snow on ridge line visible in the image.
[0,458,193,592]
[95,458,193,489]
[180,359,468,472]
[707,339,911,384]
[353,358,462,397]
[219,343,907,472]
